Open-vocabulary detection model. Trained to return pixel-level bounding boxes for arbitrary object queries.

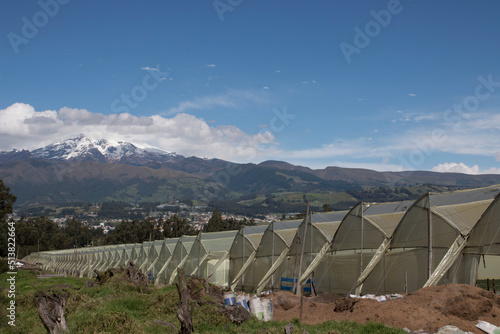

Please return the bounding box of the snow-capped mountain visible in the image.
[29,135,180,163]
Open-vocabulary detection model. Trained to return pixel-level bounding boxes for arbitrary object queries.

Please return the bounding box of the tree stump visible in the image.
[176,268,193,334]
[128,262,147,286]
[34,286,70,334]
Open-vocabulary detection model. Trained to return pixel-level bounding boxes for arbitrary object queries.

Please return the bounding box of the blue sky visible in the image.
[1,0,500,173]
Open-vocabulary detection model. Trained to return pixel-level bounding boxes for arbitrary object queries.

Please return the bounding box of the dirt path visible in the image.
[271,284,500,333]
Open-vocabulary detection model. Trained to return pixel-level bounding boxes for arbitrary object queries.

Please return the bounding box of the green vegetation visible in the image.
[1,217,104,258]
[3,208,252,259]
[0,270,407,334]
[204,208,256,232]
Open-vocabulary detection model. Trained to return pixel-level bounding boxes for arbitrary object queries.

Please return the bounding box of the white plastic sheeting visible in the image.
[229,225,268,291]
[183,231,238,287]
[300,201,410,295]
[360,186,499,294]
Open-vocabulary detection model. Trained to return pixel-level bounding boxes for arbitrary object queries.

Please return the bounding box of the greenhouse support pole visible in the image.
[291,232,300,293]
[297,202,310,296]
[271,222,275,290]
[427,193,433,280]
[360,203,364,278]
[242,229,245,288]
[197,234,202,277]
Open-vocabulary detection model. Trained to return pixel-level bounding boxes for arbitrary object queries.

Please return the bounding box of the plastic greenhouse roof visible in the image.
[272,219,303,231]
[253,220,303,256]
[467,193,500,250]
[314,221,343,241]
[311,211,348,223]
[366,212,406,236]
[331,201,409,251]
[232,225,268,251]
[391,191,495,248]
[429,185,500,207]
[433,200,493,235]
[364,200,414,215]
[198,231,238,253]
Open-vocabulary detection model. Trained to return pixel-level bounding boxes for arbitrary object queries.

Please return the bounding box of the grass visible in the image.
[271,192,357,209]
[0,270,406,334]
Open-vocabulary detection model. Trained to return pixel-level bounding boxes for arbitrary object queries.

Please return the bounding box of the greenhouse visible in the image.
[240,219,302,293]
[141,239,165,280]
[183,230,238,287]
[136,241,153,271]
[357,185,500,294]
[443,190,500,283]
[23,185,500,297]
[153,237,179,284]
[115,243,136,268]
[166,235,197,285]
[298,200,412,295]
[229,225,268,291]
[257,210,348,295]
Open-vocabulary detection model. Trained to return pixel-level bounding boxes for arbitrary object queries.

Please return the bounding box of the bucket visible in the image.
[261,298,273,322]
[224,292,235,306]
[249,297,264,320]
[235,294,249,310]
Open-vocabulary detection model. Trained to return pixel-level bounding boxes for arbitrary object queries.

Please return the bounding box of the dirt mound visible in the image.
[272,284,500,333]
[272,291,300,310]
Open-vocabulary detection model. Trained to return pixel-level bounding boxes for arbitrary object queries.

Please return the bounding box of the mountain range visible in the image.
[2,135,500,207]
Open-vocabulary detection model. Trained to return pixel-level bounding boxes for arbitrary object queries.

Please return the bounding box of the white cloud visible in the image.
[164,89,269,115]
[432,162,480,174]
[278,110,500,171]
[481,167,500,174]
[3,100,500,172]
[0,103,276,162]
[464,112,500,130]
[408,93,417,97]
[431,163,500,175]
[165,96,236,115]
[205,64,216,68]
[262,86,270,90]
[286,138,389,160]
[141,66,159,71]
[413,113,441,122]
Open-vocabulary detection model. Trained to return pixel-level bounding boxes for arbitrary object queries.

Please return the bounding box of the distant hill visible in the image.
[2,135,500,207]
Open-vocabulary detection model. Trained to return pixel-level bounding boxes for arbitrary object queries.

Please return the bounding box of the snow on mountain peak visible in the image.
[31,135,176,161]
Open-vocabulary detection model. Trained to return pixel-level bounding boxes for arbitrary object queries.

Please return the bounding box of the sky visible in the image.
[1,0,500,174]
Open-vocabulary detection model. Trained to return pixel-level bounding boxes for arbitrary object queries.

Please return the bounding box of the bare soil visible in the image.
[271,284,500,333]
